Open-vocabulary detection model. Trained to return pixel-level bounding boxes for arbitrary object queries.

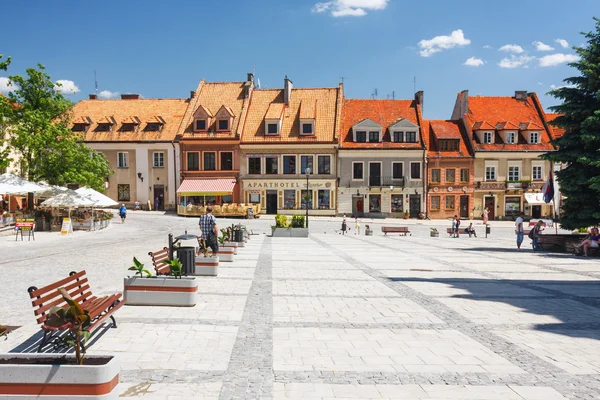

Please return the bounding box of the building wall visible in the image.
[426,157,475,220]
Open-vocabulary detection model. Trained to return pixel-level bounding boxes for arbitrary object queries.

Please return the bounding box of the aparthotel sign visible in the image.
[243,179,335,190]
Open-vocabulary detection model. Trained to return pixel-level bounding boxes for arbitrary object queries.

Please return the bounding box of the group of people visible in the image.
[574,227,600,257]
[451,215,477,238]
[340,215,362,235]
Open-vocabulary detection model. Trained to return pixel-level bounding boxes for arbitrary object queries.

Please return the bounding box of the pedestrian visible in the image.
[341,214,347,235]
[199,206,219,257]
[452,215,461,238]
[118,204,127,223]
[515,212,525,250]
[465,222,477,238]
[530,220,544,250]
[154,196,159,211]
[354,217,360,235]
[483,207,489,224]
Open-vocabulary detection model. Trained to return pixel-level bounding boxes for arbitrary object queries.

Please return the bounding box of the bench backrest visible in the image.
[149,247,170,275]
[382,227,408,232]
[28,270,90,325]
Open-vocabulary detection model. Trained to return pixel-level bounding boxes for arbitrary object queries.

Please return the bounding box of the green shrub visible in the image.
[275,214,288,228]
[291,214,305,228]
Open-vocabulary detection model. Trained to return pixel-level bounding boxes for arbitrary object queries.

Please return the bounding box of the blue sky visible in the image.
[0,0,594,119]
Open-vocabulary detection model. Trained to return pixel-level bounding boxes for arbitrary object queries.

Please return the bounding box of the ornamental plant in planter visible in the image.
[430,228,439,237]
[0,289,120,398]
[365,224,373,236]
[123,257,197,307]
[271,214,309,237]
[403,211,410,219]
[222,228,239,255]
[194,241,219,276]
[217,231,234,262]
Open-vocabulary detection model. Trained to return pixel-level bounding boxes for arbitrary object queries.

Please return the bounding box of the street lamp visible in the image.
[305,167,311,228]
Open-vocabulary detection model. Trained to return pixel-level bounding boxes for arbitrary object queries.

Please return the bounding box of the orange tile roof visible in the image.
[179,81,248,140]
[340,99,423,149]
[428,120,471,158]
[71,98,189,142]
[545,113,566,139]
[241,88,340,144]
[265,103,285,120]
[464,95,554,151]
[299,99,317,119]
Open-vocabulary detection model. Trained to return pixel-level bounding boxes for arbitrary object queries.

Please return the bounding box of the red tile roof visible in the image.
[340,99,424,149]
[428,120,471,158]
[545,113,566,139]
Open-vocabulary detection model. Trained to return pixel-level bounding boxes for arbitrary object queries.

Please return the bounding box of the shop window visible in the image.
[301,190,313,209]
[353,162,363,180]
[222,195,233,204]
[369,194,381,212]
[187,152,199,171]
[445,195,455,210]
[221,152,233,171]
[284,190,296,209]
[249,193,260,203]
[301,155,313,174]
[203,152,216,171]
[505,196,521,216]
[265,157,278,174]
[460,169,469,183]
[391,195,403,212]
[431,169,440,183]
[446,169,455,183]
[431,196,440,210]
[283,155,296,174]
[318,190,330,209]
[317,155,331,174]
[117,184,130,202]
[248,157,261,174]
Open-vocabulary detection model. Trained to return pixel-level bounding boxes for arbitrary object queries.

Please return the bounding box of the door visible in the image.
[460,195,469,219]
[352,196,364,217]
[266,190,278,215]
[409,195,421,218]
[153,185,165,211]
[532,205,541,218]
[484,196,495,220]
[369,163,381,187]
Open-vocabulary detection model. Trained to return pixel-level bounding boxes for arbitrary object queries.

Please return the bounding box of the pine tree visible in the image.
[544,18,600,230]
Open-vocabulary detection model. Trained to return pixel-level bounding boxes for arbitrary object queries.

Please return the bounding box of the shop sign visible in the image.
[61,217,73,235]
[16,218,35,230]
[243,180,334,189]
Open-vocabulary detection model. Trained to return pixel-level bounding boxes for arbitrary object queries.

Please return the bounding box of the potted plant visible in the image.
[271,214,308,237]
[123,257,197,307]
[217,231,234,262]
[221,227,239,255]
[195,241,219,276]
[403,210,410,219]
[365,224,373,236]
[430,227,439,237]
[418,212,425,220]
[0,289,120,398]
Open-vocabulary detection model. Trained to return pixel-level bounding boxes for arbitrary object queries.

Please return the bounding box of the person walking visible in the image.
[452,215,461,238]
[341,214,347,235]
[483,207,489,224]
[154,196,159,211]
[530,220,544,251]
[515,212,525,250]
[199,206,219,257]
[354,217,360,235]
[118,204,127,223]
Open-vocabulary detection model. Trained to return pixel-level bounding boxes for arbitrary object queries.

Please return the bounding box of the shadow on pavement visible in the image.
[9,323,113,354]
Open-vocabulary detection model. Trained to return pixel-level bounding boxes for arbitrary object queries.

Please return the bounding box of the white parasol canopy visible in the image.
[40,192,96,208]
[75,187,118,207]
[0,173,47,194]
[38,182,71,197]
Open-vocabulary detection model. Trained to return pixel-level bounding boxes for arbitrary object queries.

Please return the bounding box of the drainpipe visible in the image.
[172,141,177,211]
[423,151,428,218]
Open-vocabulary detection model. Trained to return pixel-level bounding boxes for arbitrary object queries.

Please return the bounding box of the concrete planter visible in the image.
[223,242,238,255]
[0,353,119,399]
[123,276,197,307]
[219,246,234,262]
[237,240,246,248]
[365,229,373,236]
[194,256,219,276]
[271,227,309,238]
[430,231,439,237]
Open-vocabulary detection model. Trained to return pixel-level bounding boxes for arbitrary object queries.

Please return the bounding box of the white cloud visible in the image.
[539,53,580,67]
[312,0,388,17]
[498,55,535,69]
[555,39,569,48]
[533,41,554,51]
[0,77,16,94]
[483,45,492,49]
[98,90,120,99]
[418,29,471,57]
[54,80,80,95]
[464,57,484,67]
[550,84,576,89]
[499,44,525,54]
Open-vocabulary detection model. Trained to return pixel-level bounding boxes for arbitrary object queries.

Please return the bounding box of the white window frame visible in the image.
[152,152,164,168]
[265,120,281,136]
[300,154,314,174]
[282,154,297,175]
[530,131,539,144]
[409,161,422,180]
[485,166,496,181]
[117,152,129,168]
[483,131,494,144]
[317,155,331,175]
[300,119,315,136]
[391,161,404,180]
[264,156,279,175]
[352,161,364,181]
[532,161,544,181]
[506,131,516,144]
[508,166,520,182]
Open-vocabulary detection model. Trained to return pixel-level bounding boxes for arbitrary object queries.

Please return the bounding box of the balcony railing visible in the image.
[367,176,406,187]
[476,181,538,190]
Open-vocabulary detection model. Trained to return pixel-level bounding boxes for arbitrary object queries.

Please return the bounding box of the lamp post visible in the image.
[305,167,311,228]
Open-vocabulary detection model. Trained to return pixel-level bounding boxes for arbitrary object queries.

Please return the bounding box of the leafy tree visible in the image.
[1,62,111,190]
[0,54,13,172]
[544,17,600,229]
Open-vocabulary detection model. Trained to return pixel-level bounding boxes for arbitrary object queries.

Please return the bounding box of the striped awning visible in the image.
[177,179,236,196]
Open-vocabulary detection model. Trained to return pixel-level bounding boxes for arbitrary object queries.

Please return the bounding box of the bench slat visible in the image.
[28,271,86,298]
[34,285,91,316]
[32,278,90,307]
[149,247,171,275]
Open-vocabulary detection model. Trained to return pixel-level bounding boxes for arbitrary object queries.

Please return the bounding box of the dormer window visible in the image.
[121,123,137,132]
[505,132,516,144]
[299,100,316,136]
[72,123,89,132]
[193,105,213,132]
[215,105,235,132]
[218,119,229,131]
[267,123,279,135]
[302,123,313,134]
[392,131,404,142]
[439,140,459,151]
[483,131,493,144]
[405,131,417,143]
[146,123,162,132]
[368,131,380,143]
[355,131,366,143]
[530,131,539,144]
[389,118,419,143]
[265,103,284,136]
[96,123,112,132]
[195,119,207,131]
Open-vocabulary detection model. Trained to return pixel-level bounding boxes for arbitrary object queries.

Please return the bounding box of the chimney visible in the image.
[515,90,528,101]
[415,90,424,106]
[89,94,97,100]
[190,90,195,99]
[284,75,293,105]
[460,90,469,114]
[121,94,140,100]
[244,73,255,98]
[247,73,254,83]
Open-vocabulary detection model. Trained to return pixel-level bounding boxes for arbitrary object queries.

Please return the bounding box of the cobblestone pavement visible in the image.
[1,213,600,399]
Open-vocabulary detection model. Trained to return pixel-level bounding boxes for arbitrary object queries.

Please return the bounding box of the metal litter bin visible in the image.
[233,229,244,243]
[177,246,196,276]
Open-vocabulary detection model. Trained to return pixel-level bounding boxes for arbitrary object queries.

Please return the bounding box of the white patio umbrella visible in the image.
[40,192,96,208]
[37,182,71,198]
[0,173,47,194]
[75,187,118,207]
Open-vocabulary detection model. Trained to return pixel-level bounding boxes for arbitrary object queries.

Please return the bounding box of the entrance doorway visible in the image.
[409,195,421,218]
[266,190,278,215]
[153,185,165,211]
[484,196,495,220]
[460,196,469,219]
[352,196,364,217]
[531,205,541,218]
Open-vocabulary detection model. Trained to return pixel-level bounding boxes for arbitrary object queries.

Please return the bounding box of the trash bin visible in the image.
[486,226,491,235]
[176,246,196,276]
[233,229,244,243]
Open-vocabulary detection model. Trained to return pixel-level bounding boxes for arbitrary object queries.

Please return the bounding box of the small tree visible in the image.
[128,257,152,277]
[543,17,600,229]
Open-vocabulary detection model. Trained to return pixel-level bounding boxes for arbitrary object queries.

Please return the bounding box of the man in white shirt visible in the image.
[515,212,524,250]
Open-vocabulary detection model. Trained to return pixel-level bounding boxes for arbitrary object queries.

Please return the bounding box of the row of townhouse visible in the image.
[67,73,564,220]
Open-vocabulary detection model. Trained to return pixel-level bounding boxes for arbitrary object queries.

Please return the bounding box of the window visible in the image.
[485,166,496,181]
[392,162,403,180]
[506,132,516,144]
[187,152,199,171]
[505,197,521,216]
[153,152,164,168]
[122,123,136,132]
[117,152,129,168]
[265,157,278,174]
[483,131,493,144]
[317,155,331,175]
[222,195,233,204]
[283,156,296,174]
[368,131,380,143]
[249,193,260,203]
[221,152,233,171]
[218,119,229,130]
[445,195,455,210]
[431,169,441,183]
[353,162,363,180]
[405,131,417,143]
[97,123,111,132]
[318,190,330,209]
[301,190,313,209]
[267,123,278,135]
[301,155,313,174]
[203,152,216,170]
[369,194,381,212]
[439,140,459,151]
[356,131,366,142]
[410,162,421,179]
[530,132,539,144]
[446,169,455,183]
[391,195,403,212]
[392,131,404,142]
[117,184,130,202]
[195,120,206,130]
[302,123,313,135]
[248,157,261,174]
[460,169,469,183]
[532,165,542,180]
[431,196,440,210]
[146,123,161,132]
[284,190,296,209]
[508,166,520,181]
[72,123,88,132]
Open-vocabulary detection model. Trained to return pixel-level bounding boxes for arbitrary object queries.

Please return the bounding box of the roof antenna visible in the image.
[413,76,416,94]
[371,88,378,99]
[341,76,345,84]
[94,70,98,95]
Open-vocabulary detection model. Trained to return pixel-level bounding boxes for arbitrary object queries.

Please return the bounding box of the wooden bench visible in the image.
[446,228,472,236]
[149,247,171,275]
[381,226,411,236]
[27,270,123,352]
